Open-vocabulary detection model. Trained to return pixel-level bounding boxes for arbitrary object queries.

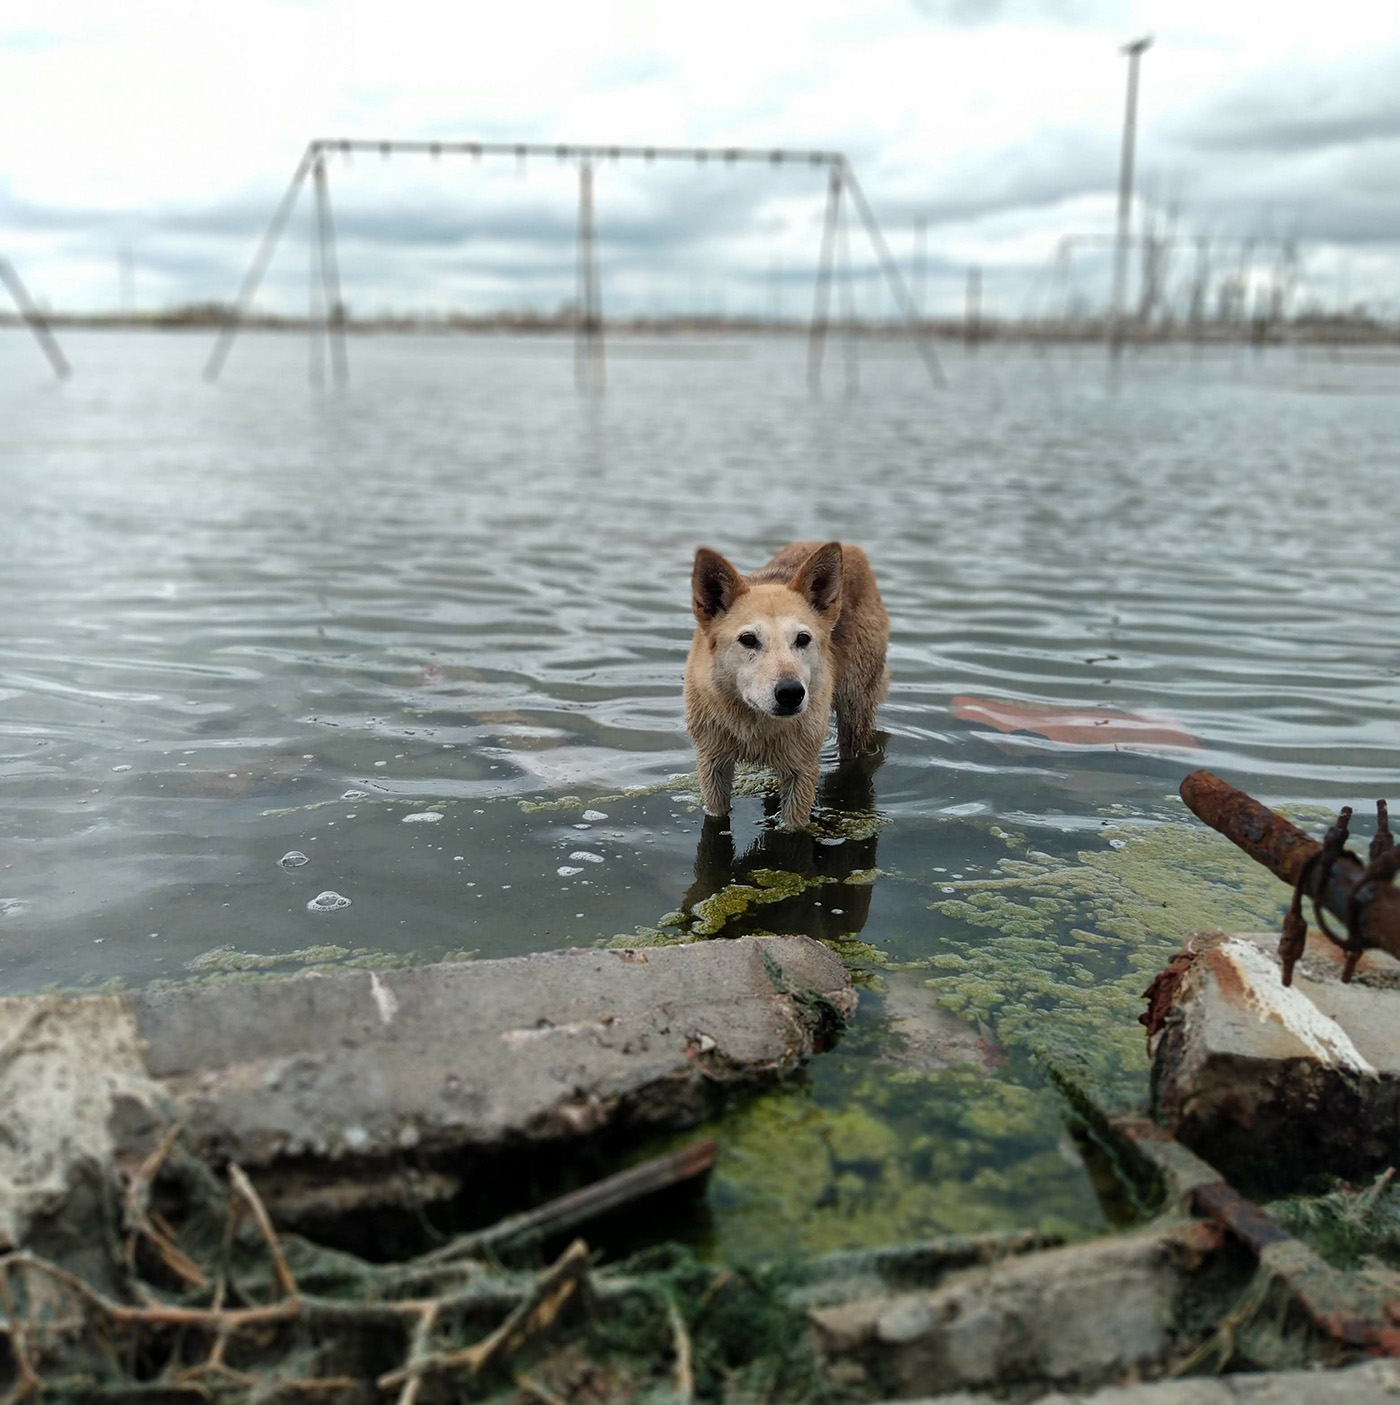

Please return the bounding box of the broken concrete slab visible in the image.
[809,1221,1222,1399]
[883,1356,1400,1403]
[1148,930,1400,1191]
[0,934,853,1240]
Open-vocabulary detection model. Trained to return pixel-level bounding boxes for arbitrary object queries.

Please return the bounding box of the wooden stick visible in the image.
[413,1139,717,1268]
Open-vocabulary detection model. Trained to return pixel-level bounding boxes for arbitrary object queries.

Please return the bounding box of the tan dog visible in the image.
[684,541,890,829]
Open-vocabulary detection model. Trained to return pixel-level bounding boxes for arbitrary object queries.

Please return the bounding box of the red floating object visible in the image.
[950,696,1199,750]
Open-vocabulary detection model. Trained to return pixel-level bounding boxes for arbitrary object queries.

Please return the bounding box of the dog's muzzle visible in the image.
[772,678,807,716]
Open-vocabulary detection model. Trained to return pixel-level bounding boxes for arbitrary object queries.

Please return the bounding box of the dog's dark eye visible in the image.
[737,632,760,650]
[794,631,812,649]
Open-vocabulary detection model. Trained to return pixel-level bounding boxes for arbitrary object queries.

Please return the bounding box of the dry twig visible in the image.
[228,1162,299,1299]
[379,1238,590,1390]
[667,1294,695,1405]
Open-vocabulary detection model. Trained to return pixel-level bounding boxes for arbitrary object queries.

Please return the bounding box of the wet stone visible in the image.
[812,1224,1208,1399]
[882,1357,1400,1403]
[1149,929,1400,1192]
[118,934,854,1201]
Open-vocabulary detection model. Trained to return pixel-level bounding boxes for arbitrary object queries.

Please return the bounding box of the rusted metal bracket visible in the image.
[1180,771,1400,984]
[1107,1115,1400,1358]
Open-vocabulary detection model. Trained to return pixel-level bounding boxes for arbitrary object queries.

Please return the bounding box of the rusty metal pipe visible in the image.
[1180,770,1400,964]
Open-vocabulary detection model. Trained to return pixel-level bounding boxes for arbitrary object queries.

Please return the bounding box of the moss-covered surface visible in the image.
[921,813,1292,1115]
[1269,1170,1400,1271]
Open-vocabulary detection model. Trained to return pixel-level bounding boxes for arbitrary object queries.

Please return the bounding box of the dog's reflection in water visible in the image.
[680,737,886,943]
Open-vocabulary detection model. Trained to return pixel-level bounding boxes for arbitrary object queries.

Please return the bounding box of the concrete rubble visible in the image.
[1147,929,1400,1190]
[810,1221,1226,1399]
[0,933,853,1240]
[885,1356,1400,1403]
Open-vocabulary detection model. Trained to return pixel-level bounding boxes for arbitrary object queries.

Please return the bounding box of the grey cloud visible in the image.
[908,0,1104,26]
[1173,53,1400,156]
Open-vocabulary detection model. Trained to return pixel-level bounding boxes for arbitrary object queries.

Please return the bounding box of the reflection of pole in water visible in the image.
[1110,35,1152,357]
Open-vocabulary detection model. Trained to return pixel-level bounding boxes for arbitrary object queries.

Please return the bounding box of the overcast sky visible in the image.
[3,0,1398,319]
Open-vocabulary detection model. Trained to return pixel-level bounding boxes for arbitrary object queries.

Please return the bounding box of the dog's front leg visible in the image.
[697,752,735,818]
[778,765,818,830]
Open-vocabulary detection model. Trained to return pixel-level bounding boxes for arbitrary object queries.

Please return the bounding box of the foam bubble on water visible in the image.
[572,823,592,831]
[111,764,132,773]
[403,812,444,824]
[307,890,351,912]
[342,789,367,800]
[581,809,609,822]
[557,865,584,877]
[0,899,29,917]
[279,851,309,869]
[569,851,605,864]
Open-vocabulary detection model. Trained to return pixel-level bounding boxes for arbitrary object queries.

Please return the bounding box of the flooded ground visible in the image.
[3,329,1398,1257]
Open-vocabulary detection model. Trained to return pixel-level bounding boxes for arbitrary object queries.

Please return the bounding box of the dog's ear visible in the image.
[692,548,747,623]
[791,541,843,620]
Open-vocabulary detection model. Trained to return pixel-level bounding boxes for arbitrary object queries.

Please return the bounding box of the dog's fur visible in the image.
[684,541,890,828]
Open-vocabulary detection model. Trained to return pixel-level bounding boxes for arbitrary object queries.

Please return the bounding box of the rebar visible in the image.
[1179,770,1400,981]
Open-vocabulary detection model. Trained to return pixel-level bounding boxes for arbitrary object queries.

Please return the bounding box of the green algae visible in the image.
[187,943,355,972]
[922,815,1290,1114]
[1269,1171,1400,1271]
[153,942,417,989]
[692,1066,1099,1258]
[689,869,837,936]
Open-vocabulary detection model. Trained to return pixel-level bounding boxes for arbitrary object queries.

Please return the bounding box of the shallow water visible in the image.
[3,329,1398,1255]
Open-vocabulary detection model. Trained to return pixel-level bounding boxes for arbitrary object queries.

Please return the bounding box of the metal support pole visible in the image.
[806,164,842,394]
[836,185,858,397]
[314,155,349,387]
[1189,235,1209,338]
[965,265,982,349]
[0,258,71,379]
[913,216,927,319]
[1110,36,1152,358]
[575,161,605,391]
[839,161,946,388]
[308,195,325,389]
[204,149,314,382]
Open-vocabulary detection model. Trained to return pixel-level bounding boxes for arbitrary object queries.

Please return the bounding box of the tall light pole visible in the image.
[1110,34,1152,356]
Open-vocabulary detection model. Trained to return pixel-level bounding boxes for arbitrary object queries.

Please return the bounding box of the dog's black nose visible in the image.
[774,678,806,714]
